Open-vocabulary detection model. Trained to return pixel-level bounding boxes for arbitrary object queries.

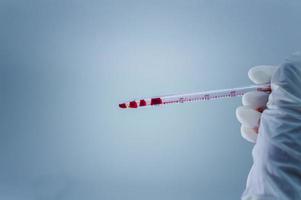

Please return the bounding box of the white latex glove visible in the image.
[240,53,301,199]
[236,65,278,143]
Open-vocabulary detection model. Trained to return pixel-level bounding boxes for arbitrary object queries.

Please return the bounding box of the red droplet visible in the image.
[129,101,138,108]
[150,98,162,105]
[139,99,147,107]
[119,103,127,109]
[256,107,265,113]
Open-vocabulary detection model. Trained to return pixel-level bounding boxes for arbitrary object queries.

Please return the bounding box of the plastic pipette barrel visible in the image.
[119,83,271,109]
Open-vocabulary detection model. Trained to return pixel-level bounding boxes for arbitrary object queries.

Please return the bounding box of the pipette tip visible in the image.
[119,103,127,109]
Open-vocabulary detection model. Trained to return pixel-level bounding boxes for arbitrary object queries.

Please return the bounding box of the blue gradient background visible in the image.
[1,0,301,199]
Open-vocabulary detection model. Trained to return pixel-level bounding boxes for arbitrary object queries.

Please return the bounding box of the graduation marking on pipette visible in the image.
[119,84,271,109]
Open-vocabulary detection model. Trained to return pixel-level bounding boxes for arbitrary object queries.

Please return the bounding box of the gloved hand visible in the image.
[236,65,277,143]
[237,52,301,200]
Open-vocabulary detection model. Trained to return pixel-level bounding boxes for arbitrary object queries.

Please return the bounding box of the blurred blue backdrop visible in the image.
[1,0,301,199]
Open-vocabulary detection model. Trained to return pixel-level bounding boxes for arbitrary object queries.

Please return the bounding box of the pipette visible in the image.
[119,83,271,109]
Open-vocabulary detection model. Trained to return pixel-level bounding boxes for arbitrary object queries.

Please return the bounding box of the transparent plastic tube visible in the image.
[119,84,271,109]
